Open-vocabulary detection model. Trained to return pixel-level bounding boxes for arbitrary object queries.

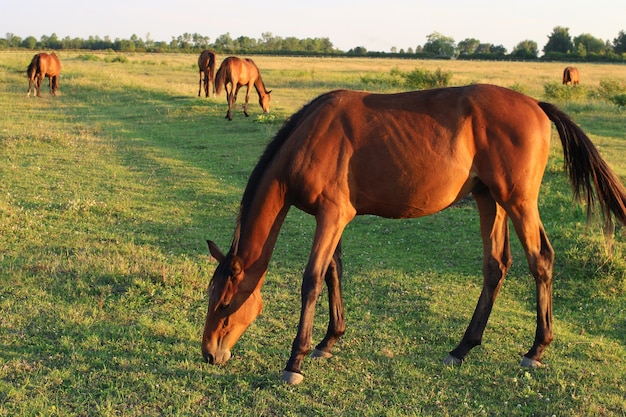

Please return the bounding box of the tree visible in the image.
[214,32,234,51]
[511,40,538,58]
[5,33,22,48]
[543,26,574,54]
[21,36,38,49]
[457,38,480,55]
[573,33,606,55]
[423,32,456,58]
[614,30,626,54]
[348,46,367,55]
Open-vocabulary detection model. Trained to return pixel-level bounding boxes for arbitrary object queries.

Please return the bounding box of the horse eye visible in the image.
[219,302,230,311]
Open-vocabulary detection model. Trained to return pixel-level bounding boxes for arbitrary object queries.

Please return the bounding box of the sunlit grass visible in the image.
[1,51,625,416]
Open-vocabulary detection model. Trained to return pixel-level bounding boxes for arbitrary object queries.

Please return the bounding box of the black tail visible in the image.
[214,64,225,96]
[538,101,626,231]
[27,54,40,79]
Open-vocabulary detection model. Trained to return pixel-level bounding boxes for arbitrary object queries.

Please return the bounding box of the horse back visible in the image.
[277,85,551,218]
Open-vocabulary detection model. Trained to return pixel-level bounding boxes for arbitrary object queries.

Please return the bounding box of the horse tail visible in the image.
[538,101,626,231]
[214,64,225,96]
[208,53,216,95]
[27,54,39,79]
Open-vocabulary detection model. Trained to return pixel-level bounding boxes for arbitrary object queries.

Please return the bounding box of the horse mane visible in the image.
[246,58,268,94]
[231,92,335,252]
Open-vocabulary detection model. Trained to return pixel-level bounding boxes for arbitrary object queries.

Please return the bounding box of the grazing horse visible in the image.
[201,85,626,385]
[562,66,580,85]
[214,56,271,120]
[198,50,217,97]
[27,52,61,97]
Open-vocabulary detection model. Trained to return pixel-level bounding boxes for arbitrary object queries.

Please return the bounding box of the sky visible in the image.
[2,0,625,53]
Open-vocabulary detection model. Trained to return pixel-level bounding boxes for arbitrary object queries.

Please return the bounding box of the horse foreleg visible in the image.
[36,75,44,97]
[446,191,511,365]
[283,212,353,385]
[312,240,346,359]
[198,71,202,97]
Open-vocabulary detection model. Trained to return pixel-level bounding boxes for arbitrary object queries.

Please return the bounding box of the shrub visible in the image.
[597,79,626,106]
[403,68,452,89]
[361,67,452,90]
[543,81,589,102]
[609,93,626,107]
[104,55,129,64]
[75,54,101,61]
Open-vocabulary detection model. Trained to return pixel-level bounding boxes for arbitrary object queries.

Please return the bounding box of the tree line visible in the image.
[3,27,626,62]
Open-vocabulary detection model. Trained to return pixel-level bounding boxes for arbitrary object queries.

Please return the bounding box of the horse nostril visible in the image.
[203,351,215,365]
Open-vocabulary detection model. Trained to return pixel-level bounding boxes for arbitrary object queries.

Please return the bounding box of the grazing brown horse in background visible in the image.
[27,52,61,97]
[198,50,217,97]
[214,56,271,120]
[563,66,580,85]
[201,84,626,385]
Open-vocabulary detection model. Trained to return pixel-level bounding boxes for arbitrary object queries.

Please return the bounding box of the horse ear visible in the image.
[207,240,225,262]
[267,90,272,95]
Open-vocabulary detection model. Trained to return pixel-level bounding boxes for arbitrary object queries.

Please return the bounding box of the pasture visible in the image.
[1,51,625,416]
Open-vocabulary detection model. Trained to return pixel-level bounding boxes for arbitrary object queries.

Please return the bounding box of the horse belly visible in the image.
[352,163,475,218]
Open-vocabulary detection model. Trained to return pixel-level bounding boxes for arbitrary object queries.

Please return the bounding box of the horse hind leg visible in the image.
[446,191,512,365]
[243,85,250,117]
[509,210,554,367]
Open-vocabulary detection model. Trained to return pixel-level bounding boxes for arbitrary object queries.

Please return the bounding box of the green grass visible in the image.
[1,51,625,416]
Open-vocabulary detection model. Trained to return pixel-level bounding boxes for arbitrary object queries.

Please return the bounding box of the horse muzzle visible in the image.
[203,346,232,365]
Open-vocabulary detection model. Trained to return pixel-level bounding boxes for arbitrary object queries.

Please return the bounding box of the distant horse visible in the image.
[214,56,271,120]
[562,66,579,85]
[201,85,626,385]
[198,50,217,97]
[27,52,61,97]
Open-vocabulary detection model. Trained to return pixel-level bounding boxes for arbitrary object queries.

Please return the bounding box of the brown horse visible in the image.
[198,50,217,97]
[27,52,61,97]
[563,66,580,85]
[214,56,271,120]
[202,85,626,385]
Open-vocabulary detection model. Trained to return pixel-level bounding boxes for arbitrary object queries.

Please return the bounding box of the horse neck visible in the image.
[234,175,290,279]
[253,74,268,97]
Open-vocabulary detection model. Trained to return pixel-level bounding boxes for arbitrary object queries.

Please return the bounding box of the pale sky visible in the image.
[1,0,624,53]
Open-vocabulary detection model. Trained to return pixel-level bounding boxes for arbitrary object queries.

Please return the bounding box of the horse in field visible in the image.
[214,56,271,120]
[563,66,579,85]
[27,52,61,97]
[198,50,217,97]
[201,84,626,385]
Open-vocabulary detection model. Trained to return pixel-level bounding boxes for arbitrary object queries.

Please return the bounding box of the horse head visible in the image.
[202,240,263,365]
[259,90,272,113]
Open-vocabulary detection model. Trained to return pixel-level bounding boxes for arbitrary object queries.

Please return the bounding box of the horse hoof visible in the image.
[443,354,463,366]
[281,370,304,385]
[311,349,332,359]
[520,356,542,368]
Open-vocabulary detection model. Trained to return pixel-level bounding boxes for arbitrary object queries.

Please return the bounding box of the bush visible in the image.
[543,81,589,102]
[403,68,452,89]
[361,67,452,90]
[75,54,101,61]
[609,93,626,107]
[597,79,626,106]
[104,55,129,64]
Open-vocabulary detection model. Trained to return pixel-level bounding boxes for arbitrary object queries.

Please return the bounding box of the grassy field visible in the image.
[1,50,625,416]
